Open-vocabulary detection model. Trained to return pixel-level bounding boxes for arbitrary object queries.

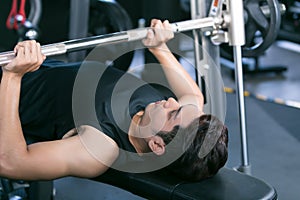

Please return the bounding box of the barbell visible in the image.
[0,17,217,66]
[0,0,284,66]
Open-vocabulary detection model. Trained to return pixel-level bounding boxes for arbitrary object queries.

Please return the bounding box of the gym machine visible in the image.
[0,0,282,199]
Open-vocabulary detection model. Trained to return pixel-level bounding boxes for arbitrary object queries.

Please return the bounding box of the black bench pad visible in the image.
[94,168,277,200]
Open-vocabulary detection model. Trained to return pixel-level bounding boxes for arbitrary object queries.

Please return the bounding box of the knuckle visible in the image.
[29,40,36,47]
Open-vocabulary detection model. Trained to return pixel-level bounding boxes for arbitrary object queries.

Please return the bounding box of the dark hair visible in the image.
[156,114,228,181]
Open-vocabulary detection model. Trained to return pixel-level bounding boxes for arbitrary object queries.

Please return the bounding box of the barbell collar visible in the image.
[260,3,286,17]
[170,17,216,33]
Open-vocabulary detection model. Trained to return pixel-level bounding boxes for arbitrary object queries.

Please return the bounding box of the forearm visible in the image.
[0,72,27,174]
[150,44,204,101]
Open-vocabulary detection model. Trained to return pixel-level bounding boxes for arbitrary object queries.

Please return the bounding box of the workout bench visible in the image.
[1,163,277,199]
[94,167,277,200]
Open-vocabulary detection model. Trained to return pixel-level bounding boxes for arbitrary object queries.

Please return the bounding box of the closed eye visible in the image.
[168,110,177,120]
[168,106,183,120]
[174,106,183,119]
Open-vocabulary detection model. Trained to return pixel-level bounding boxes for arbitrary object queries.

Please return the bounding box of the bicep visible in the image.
[8,131,119,180]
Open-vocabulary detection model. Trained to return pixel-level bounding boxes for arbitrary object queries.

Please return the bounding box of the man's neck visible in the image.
[128,111,150,154]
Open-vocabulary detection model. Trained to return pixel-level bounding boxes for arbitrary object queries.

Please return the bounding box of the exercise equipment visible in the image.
[279,0,300,43]
[88,0,134,70]
[0,1,283,64]
[2,0,134,70]
[221,0,287,77]
[6,0,41,41]
[68,0,134,69]
[221,0,287,79]
[176,0,285,57]
[6,0,27,30]
[0,0,279,199]
[95,167,277,200]
[243,0,282,57]
[0,17,217,65]
[220,0,284,57]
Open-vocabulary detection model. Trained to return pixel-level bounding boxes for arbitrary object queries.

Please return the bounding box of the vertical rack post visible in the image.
[226,0,251,174]
[190,0,226,122]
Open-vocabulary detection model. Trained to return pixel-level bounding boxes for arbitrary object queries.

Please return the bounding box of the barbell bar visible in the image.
[0,17,217,66]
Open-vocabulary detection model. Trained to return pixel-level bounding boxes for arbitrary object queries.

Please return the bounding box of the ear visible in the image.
[148,136,166,156]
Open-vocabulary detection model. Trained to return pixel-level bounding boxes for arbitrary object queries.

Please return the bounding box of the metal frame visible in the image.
[190,0,227,122]
[190,0,250,174]
[226,0,251,174]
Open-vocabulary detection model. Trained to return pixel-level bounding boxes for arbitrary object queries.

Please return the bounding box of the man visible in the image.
[0,19,228,181]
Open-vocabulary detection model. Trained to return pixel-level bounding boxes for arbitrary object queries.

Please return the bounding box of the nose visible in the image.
[163,98,180,109]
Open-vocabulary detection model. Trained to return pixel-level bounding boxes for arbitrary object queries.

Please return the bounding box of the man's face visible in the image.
[139,97,201,136]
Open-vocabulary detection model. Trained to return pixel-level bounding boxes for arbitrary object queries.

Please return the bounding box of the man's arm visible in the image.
[143,19,204,109]
[0,41,118,180]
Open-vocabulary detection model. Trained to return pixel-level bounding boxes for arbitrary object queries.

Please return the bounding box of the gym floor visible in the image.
[222,40,300,105]
[52,39,300,200]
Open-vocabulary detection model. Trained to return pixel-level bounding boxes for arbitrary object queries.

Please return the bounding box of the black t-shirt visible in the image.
[1,60,175,155]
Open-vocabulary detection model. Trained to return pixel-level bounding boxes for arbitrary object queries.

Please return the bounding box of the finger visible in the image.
[147,28,155,39]
[162,20,174,40]
[14,44,19,54]
[14,42,24,54]
[163,20,171,29]
[35,42,44,67]
[31,41,41,69]
[31,41,38,56]
[13,46,25,67]
[26,41,40,71]
[23,41,33,61]
[153,20,163,29]
[38,43,46,61]
[150,19,159,27]
[15,45,25,58]
[35,41,46,61]
[36,42,42,61]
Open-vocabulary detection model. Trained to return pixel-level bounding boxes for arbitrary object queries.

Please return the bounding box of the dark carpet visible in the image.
[225,93,300,200]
